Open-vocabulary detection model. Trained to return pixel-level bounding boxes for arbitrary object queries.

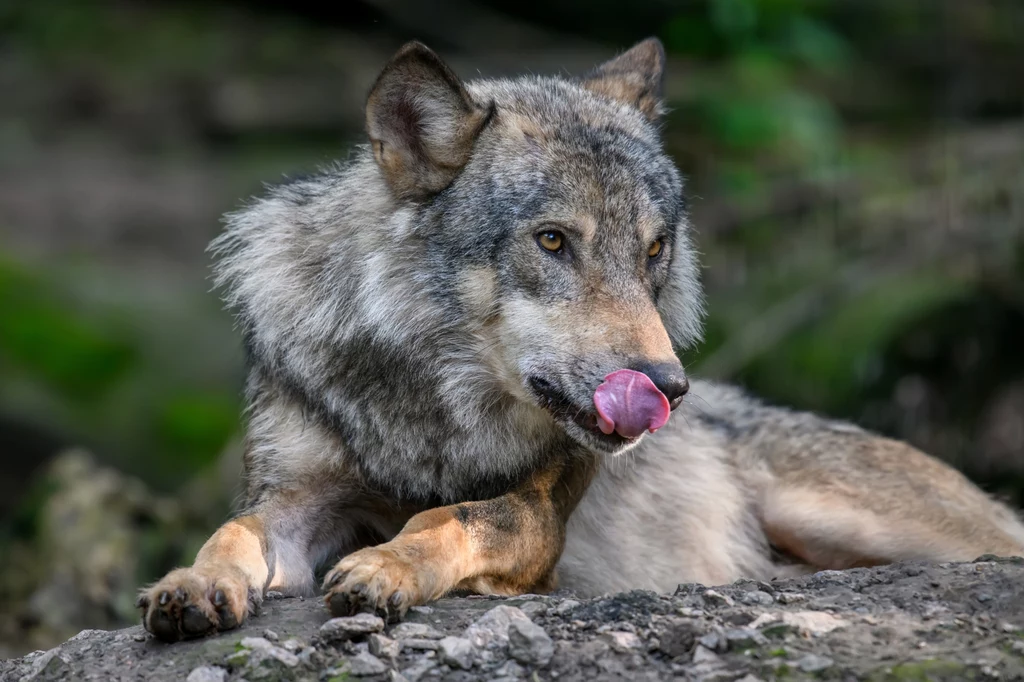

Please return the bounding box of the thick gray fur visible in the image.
[209,39,1024,598]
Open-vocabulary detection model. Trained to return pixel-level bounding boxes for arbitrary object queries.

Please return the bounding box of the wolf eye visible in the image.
[537,230,564,253]
[648,239,663,259]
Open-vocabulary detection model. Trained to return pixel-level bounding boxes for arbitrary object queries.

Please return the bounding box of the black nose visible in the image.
[638,362,690,408]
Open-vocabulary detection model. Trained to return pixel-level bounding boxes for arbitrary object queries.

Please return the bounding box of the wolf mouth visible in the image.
[527,375,635,448]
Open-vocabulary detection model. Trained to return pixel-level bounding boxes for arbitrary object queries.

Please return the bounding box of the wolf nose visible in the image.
[641,363,690,409]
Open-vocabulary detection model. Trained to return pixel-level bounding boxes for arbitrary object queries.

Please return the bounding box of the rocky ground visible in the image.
[5,557,1024,681]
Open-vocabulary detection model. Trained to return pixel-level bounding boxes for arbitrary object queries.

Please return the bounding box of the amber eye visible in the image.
[648,239,663,258]
[537,230,564,253]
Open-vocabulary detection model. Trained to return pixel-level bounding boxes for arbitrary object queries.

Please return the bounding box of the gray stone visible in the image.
[401,638,441,651]
[518,601,549,618]
[552,600,580,616]
[21,650,71,682]
[508,620,554,666]
[262,629,279,642]
[738,590,774,606]
[370,633,401,659]
[602,630,643,653]
[281,638,303,652]
[701,590,735,607]
[439,636,475,670]
[658,619,700,658]
[296,647,323,668]
[401,659,438,681]
[234,636,301,672]
[698,632,724,652]
[492,659,528,678]
[464,605,531,649]
[348,652,389,677]
[186,666,228,682]
[320,613,385,642]
[388,622,444,640]
[797,654,834,673]
[776,592,806,604]
[692,644,720,664]
[724,628,768,650]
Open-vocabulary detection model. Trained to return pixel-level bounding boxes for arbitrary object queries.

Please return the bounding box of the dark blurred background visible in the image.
[1,0,1022,658]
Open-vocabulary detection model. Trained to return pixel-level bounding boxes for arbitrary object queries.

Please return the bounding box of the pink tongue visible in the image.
[593,369,671,439]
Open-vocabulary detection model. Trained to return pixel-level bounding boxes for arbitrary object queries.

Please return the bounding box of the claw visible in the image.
[213,589,226,607]
[159,591,171,606]
[323,570,344,590]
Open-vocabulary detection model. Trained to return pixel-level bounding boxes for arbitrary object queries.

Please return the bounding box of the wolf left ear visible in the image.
[581,37,666,121]
[366,42,493,200]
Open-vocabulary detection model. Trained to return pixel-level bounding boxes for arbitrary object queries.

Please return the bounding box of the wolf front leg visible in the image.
[137,488,336,641]
[135,515,270,641]
[323,457,597,620]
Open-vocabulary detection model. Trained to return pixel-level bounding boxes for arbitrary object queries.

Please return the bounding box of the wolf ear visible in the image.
[581,37,666,121]
[366,42,492,200]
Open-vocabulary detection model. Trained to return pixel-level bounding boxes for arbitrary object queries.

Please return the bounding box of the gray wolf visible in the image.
[137,37,1024,641]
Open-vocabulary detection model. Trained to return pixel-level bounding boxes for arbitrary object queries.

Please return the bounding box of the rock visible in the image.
[186,666,228,682]
[439,635,475,669]
[296,646,323,668]
[281,638,303,652]
[518,601,549,618]
[552,599,581,616]
[20,649,71,681]
[6,560,1024,682]
[738,590,774,606]
[319,613,385,642]
[369,633,401,659]
[400,638,440,651]
[602,630,643,652]
[723,628,768,650]
[698,632,725,652]
[692,644,720,663]
[508,620,554,666]
[797,653,834,673]
[701,590,735,607]
[388,622,444,640]
[749,610,848,637]
[407,605,434,615]
[658,619,700,657]
[401,658,438,681]
[464,605,531,649]
[775,592,806,604]
[233,636,301,677]
[492,659,528,678]
[262,629,279,642]
[347,652,389,677]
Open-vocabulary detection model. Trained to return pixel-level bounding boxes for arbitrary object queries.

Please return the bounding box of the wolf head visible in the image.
[214,39,705,498]
[361,38,704,454]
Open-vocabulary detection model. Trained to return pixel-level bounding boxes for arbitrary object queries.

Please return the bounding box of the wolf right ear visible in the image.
[366,42,493,200]
[581,37,667,121]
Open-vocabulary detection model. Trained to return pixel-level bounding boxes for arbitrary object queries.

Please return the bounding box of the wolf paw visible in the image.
[322,547,425,623]
[137,566,257,642]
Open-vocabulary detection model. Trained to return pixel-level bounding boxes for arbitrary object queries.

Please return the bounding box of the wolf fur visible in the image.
[138,38,1024,641]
